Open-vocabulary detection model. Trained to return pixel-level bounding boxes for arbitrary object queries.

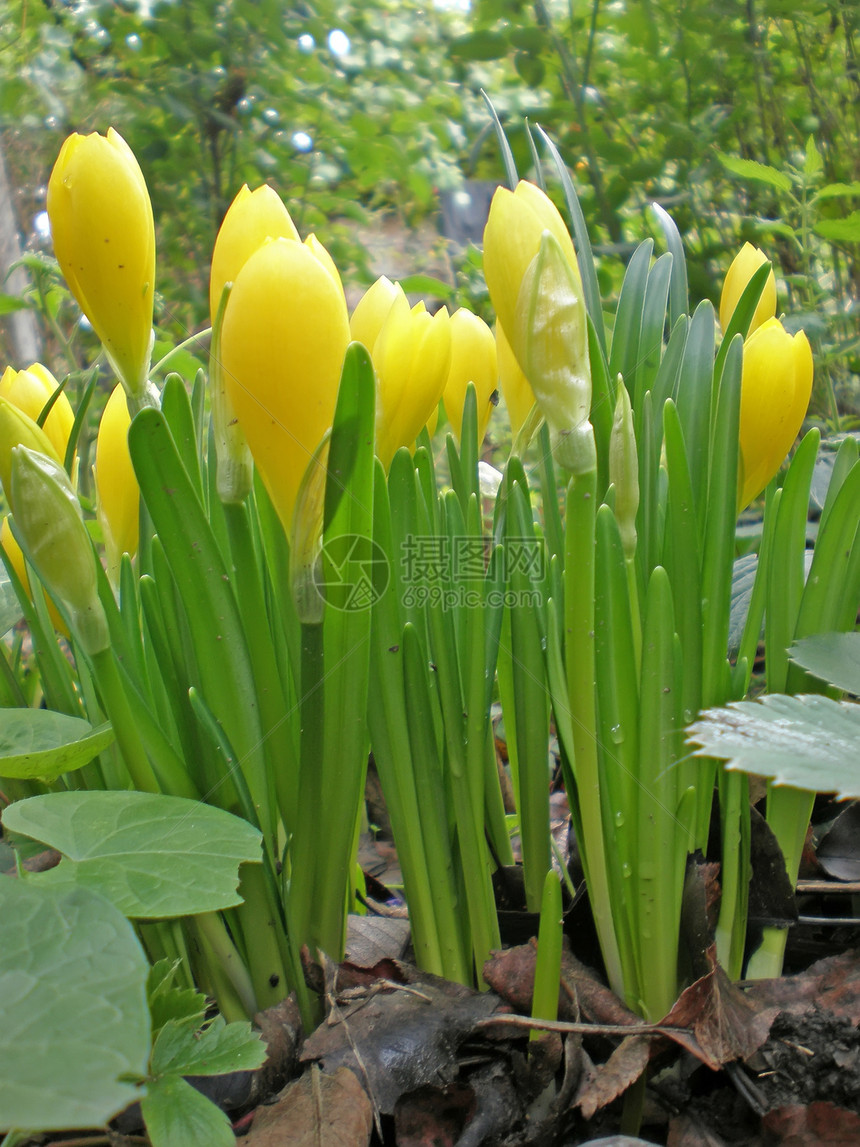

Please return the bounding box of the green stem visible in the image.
[89,647,160,793]
[186,912,257,1022]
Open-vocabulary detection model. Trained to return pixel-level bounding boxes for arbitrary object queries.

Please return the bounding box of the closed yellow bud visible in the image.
[442,309,497,448]
[95,384,139,577]
[0,397,62,502]
[209,184,299,323]
[304,234,346,300]
[720,242,777,335]
[373,296,451,470]
[496,322,536,442]
[0,364,74,461]
[47,128,155,401]
[738,317,813,509]
[220,237,351,533]
[350,276,401,353]
[483,180,578,360]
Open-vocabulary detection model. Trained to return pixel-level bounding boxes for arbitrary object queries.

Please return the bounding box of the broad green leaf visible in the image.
[814,182,860,201]
[0,294,29,315]
[0,710,114,781]
[688,694,860,800]
[151,1015,266,1077]
[147,960,207,1035]
[790,633,860,696]
[717,153,792,192]
[0,879,149,1131]
[2,791,262,918]
[814,213,860,242]
[804,135,823,178]
[141,1074,234,1147]
[449,29,508,60]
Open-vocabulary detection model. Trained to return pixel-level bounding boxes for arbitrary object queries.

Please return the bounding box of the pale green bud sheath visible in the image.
[210,281,253,505]
[9,446,109,657]
[609,384,639,562]
[513,231,595,474]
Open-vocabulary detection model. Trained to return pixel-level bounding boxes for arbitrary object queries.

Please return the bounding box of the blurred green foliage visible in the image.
[1,0,858,415]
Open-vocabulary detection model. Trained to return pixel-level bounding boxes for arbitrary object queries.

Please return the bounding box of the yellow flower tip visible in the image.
[442,308,498,447]
[374,300,452,470]
[0,364,74,461]
[95,384,139,570]
[0,397,62,502]
[349,276,402,355]
[220,237,351,533]
[738,317,813,509]
[47,128,155,398]
[303,234,346,299]
[496,322,536,440]
[0,514,69,637]
[720,242,777,335]
[210,183,299,324]
[483,179,578,346]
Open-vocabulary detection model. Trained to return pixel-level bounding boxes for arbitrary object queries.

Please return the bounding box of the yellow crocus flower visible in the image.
[442,309,497,448]
[738,317,813,509]
[209,184,299,323]
[220,236,351,534]
[483,179,579,364]
[373,295,451,470]
[720,242,777,336]
[47,129,155,402]
[495,322,536,442]
[350,276,401,353]
[0,515,68,637]
[0,364,74,461]
[95,384,139,578]
[0,397,62,502]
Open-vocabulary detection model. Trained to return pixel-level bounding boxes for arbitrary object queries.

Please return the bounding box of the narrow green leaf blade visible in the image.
[0,880,149,1131]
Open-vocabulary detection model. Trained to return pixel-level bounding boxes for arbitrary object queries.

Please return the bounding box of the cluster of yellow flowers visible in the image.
[0,128,814,622]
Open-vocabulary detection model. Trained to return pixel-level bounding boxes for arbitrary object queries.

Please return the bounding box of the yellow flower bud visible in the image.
[349,276,401,353]
[0,515,68,637]
[483,180,578,358]
[47,128,155,401]
[209,184,299,323]
[442,308,497,448]
[738,317,813,509]
[373,296,451,470]
[496,322,536,442]
[0,364,74,461]
[220,236,351,534]
[304,233,346,300]
[0,397,62,502]
[95,384,139,578]
[719,242,777,335]
[514,232,593,472]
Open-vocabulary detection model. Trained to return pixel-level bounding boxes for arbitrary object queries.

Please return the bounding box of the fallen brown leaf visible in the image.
[244,1065,373,1147]
[761,1100,860,1145]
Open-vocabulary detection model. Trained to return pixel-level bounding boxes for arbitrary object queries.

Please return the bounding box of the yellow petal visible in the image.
[442,308,498,447]
[496,322,536,440]
[95,384,139,574]
[209,184,299,323]
[0,397,62,501]
[720,242,777,335]
[0,364,74,461]
[350,277,402,354]
[738,318,813,508]
[220,237,351,533]
[483,180,578,348]
[0,515,68,636]
[47,129,155,398]
[304,234,345,300]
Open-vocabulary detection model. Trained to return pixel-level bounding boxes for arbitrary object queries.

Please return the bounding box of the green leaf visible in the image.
[0,880,149,1131]
[450,29,509,60]
[813,182,860,201]
[141,1074,235,1147]
[0,710,114,782]
[790,633,860,696]
[0,294,29,315]
[2,791,262,918]
[151,1015,266,1077]
[814,213,860,242]
[148,960,207,1034]
[804,135,823,178]
[688,694,860,800]
[0,563,23,637]
[717,153,792,192]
